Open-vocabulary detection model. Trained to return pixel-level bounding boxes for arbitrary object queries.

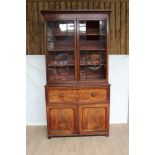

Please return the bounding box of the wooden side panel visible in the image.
[78,104,109,134]
[55,1,60,10]
[60,1,66,10]
[26,3,28,53]
[33,2,39,54]
[66,1,71,9]
[104,2,110,52]
[120,1,126,54]
[94,1,100,9]
[110,2,115,54]
[115,2,121,53]
[126,1,129,54]
[104,2,110,9]
[38,1,44,54]
[83,1,88,9]
[31,2,35,54]
[27,2,33,54]
[44,1,49,10]
[71,1,77,9]
[77,1,83,9]
[49,1,54,10]
[100,1,104,9]
[88,0,94,9]
[47,104,77,135]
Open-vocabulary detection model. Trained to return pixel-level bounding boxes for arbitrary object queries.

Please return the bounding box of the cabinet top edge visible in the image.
[45,84,111,88]
[41,9,112,15]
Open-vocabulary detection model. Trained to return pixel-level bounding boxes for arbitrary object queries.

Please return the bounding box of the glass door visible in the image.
[78,20,107,81]
[46,20,76,84]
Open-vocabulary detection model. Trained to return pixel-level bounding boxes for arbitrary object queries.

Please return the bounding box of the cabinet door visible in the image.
[46,20,77,85]
[47,104,78,136]
[77,20,108,83]
[78,104,109,135]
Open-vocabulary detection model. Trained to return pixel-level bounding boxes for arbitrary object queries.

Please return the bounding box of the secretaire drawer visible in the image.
[78,88,109,103]
[46,88,77,103]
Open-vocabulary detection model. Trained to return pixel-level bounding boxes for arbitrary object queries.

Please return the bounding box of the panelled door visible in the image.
[78,104,109,135]
[47,104,78,136]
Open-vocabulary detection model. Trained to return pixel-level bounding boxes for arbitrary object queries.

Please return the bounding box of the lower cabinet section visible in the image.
[47,103,109,137]
[45,86,110,137]
[78,104,109,135]
[47,104,78,136]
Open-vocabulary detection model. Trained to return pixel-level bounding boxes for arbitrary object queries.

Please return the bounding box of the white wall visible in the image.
[26,56,46,125]
[26,55,128,125]
[109,55,129,123]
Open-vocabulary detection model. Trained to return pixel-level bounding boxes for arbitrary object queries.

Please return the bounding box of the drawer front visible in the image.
[47,89,77,103]
[78,88,108,103]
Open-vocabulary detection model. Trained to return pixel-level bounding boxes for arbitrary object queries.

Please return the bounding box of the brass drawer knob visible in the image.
[60,93,64,98]
[92,92,96,97]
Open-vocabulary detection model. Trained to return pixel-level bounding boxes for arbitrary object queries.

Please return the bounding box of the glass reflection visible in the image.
[79,23,86,33]
[59,23,74,32]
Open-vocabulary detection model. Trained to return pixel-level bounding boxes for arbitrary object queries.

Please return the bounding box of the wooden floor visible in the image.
[27,124,128,155]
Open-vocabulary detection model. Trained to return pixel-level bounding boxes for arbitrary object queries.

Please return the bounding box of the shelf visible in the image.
[48,28,74,35]
[48,64,74,67]
[80,48,106,51]
[80,33,106,36]
[47,40,74,43]
[48,48,74,52]
[47,41,74,51]
[80,41,106,50]
[80,47,106,50]
[52,33,74,36]
[48,49,106,52]
[80,64,105,66]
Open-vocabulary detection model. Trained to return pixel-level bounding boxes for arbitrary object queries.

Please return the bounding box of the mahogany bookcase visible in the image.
[41,10,111,138]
